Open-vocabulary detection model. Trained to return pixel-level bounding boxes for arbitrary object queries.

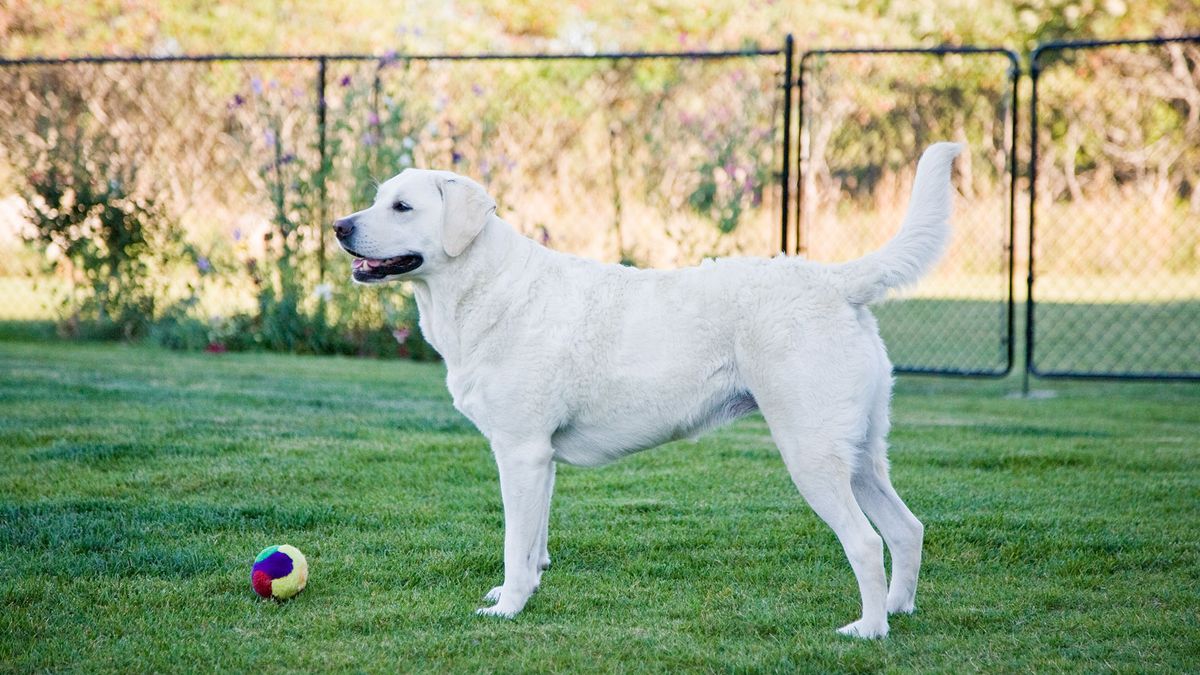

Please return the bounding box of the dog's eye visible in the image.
[392,201,412,213]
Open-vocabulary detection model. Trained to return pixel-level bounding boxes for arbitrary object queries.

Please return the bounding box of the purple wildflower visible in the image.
[232,227,243,242]
[380,49,398,68]
[229,93,246,108]
[361,132,377,147]
[368,112,380,126]
[251,77,263,95]
[264,129,277,147]
[472,83,484,96]
[340,75,352,87]
[451,150,464,165]
[197,256,211,273]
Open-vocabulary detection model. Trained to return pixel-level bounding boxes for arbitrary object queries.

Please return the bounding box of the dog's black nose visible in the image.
[333,218,355,240]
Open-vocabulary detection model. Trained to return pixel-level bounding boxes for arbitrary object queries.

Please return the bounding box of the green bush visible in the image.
[21,122,180,340]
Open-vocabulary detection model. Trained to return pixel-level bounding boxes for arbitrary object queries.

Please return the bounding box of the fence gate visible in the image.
[1028,37,1200,380]
[797,47,1019,376]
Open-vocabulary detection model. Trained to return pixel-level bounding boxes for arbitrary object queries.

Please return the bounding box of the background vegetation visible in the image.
[0,1,1197,370]
[3,0,1198,58]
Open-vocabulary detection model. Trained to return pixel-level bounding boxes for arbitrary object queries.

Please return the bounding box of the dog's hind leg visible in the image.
[851,383,924,615]
[739,334,890,638]
[750,378,889,637]
[776,433,888,638]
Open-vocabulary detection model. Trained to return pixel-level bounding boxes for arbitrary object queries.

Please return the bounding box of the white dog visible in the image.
[335,142,963,639]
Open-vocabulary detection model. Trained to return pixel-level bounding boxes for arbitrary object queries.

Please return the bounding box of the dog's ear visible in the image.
[439,174,496,257]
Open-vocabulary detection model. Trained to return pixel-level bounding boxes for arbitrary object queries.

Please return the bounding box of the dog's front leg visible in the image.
[476,440,554,618]
[536,462,555,575]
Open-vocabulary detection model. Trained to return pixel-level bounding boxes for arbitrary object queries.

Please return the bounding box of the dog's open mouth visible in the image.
[350,254,424,281]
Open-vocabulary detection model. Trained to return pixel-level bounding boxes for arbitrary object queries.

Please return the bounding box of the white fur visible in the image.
[337,143,964,638]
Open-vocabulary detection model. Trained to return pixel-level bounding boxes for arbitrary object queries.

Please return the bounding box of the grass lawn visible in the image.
[1,340,1198,672]
[874,298,1200,377]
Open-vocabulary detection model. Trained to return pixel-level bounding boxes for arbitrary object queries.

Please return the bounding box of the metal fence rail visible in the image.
[797,47,1020,376]
[1028,36,1200,380]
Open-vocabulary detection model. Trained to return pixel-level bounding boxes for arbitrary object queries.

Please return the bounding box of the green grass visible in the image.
[875,298,1200,376]
[1,340,1198,672]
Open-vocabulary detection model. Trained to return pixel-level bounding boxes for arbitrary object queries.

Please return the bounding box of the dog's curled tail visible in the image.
[839,142,963,305]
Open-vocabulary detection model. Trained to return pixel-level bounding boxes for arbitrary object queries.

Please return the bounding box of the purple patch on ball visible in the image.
[253,550,293,579]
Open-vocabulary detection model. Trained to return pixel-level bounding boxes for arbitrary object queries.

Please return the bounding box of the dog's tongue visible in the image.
[354,256,405,271]
[362,257,401,268]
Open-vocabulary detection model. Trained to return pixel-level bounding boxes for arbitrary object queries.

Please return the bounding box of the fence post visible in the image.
[780,34,794,255]
[316,56,328,284]
[795,51,807,258]
[1004,50,1020,389]
[1024,47,1042,395]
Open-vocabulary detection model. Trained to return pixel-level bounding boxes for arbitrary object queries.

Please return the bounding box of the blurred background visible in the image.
[3,0,1194,56]
[0,0,1197,378]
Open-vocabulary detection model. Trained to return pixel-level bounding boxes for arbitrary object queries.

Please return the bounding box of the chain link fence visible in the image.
[0,48,791,350]
[1029,37,1200,380]
[3,37,1198,378]
[797,47,1019,376]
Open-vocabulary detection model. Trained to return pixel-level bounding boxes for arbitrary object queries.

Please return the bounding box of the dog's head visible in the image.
[333,169,496,284]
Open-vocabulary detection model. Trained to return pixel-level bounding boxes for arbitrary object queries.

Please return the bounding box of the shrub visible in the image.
[20,121,180,340]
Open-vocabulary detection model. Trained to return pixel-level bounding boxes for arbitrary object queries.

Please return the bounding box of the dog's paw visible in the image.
[837,618,889,639]
[475,604,519,619]
[886,594,916,615]
[475,583,534,619]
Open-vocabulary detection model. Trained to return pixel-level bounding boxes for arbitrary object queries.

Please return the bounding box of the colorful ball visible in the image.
[251,545,308,600]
